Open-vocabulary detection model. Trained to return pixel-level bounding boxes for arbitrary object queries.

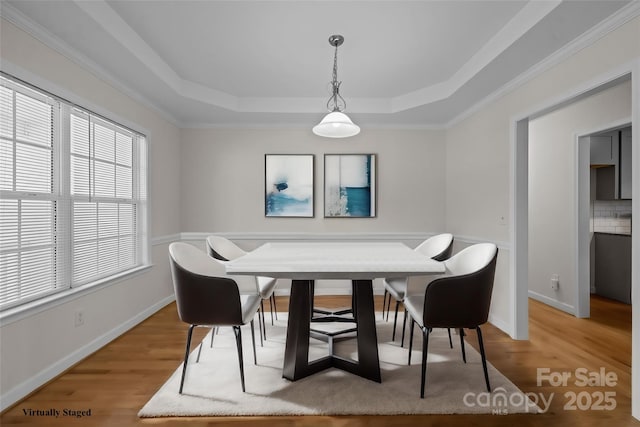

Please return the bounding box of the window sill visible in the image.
[0,264,154,326]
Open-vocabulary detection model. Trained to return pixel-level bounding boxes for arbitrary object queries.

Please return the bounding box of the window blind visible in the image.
[70,111,138,285]
[0,81,59,308]
[0,74,148,310]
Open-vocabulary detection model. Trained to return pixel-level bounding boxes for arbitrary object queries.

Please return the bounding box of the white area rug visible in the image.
[139,313,539,417]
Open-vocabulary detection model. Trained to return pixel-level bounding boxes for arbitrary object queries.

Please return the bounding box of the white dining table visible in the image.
[225,241,445,382]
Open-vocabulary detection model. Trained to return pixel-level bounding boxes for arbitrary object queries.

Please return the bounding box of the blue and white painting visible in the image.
[324,154,376,217]
[265,154,314,217]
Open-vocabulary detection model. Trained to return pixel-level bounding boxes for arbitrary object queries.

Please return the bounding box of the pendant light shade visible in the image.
[312,111,360,138]
[313,35,360,138]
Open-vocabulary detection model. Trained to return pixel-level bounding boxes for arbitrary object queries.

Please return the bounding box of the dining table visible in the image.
[225,241,446,383]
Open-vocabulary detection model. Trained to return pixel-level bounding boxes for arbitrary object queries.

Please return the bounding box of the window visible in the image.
[0,74,148,310]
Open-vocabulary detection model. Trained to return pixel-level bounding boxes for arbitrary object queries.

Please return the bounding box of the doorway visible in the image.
[578,124,632,318]
[512,68,638,418]
[525,77,631,320]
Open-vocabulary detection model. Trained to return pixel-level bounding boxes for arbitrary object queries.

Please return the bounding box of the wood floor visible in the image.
[1,295,636,426]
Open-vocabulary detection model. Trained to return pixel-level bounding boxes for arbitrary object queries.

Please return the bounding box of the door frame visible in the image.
[510,61,639,419]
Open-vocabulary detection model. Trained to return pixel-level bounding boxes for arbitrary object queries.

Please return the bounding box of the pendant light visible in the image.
[312,35,360,138]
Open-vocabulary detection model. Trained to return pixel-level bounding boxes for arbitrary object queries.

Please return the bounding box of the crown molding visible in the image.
[0,2,182,128]
[2,0,637,129]
[9,0,560,117]
[446,0,640,128]
[392,0,562,112]
[181,121,446,131]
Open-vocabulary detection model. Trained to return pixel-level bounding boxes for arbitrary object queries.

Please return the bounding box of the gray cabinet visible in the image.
[591,127,632,200]
[594,233,631,304]
[590,135,618,165]
[595,166,617,200]
[620,127,632,199]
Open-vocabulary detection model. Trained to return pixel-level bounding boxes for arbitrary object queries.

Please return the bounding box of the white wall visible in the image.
[179,128,447,234]
[0,19,181,409]
[528,80,632,312]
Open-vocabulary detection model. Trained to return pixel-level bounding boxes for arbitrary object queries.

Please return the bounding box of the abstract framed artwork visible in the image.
[265,154,314,217]
[324,154,376,218]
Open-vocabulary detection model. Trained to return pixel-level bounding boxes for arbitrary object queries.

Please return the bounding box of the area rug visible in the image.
[139,313,539,417]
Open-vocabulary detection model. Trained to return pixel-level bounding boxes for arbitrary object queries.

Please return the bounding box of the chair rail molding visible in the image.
[180,231,510,248]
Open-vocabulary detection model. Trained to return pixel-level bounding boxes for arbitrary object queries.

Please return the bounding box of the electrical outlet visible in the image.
[74,309,85,327]
[550,274,560,291]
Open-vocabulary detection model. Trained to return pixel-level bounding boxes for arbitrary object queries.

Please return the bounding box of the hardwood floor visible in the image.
[1,295,636,426]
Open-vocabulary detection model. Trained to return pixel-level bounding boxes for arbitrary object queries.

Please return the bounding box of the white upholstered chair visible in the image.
[404,243,498,397]
[382,233,454,346]
[206,235,278,343]
[168,242,260,393]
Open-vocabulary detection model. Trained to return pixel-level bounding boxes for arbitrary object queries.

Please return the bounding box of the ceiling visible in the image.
[1,0,636,128]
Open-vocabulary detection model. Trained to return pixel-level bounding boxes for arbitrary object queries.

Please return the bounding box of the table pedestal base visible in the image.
[282,279,381,383]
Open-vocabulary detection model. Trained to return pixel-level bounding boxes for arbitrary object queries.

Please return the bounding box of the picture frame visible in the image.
[324,154,377,218]
[265,154,314,217]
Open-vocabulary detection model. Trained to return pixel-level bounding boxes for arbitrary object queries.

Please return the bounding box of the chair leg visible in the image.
[260,300,267,340]
[257,309,264,347]
[400,308,408,348]
[447,328,453,349]
[179,324,196,394]
[392,301,400,341]
[197,326,215,362]
[420,327,431,398]
[269,296,274,326]
[459,328,466,363]
[250,320,257,365]
[382,290,388,320]
[210,326,216,348]
[233,326,246,393]
[408,319,415,365]
[385,292,392,321]
[477,326,491,392]
[272,294,278,320]
[196,342,203,363]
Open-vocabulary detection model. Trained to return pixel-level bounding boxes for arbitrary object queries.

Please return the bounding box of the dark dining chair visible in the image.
[382,233,454,346]
[403,243,498,398]
[206,235,278,343]
[169,242,261,393]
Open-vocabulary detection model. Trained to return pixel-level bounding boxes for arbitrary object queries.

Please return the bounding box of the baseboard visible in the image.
[0,294,175,412]
[488,313,512,337]
[528,290,575,315]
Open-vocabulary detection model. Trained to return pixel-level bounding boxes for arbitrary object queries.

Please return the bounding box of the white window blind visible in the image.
[0,74,148,310]
[70,111,139,285]
[0,81,59,308]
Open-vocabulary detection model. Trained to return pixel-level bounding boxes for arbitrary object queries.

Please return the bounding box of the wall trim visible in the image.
[447,1,640,128]
[488,313,511,337]
[151,233,181,246]
[4,1,638,130]
[0,5,180,128]
[0,294,175,412]
[528,290,575,316]
[452,235,511,250]
[181,231,437,242]
[183,122,447,131]
[181,231,511,248]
